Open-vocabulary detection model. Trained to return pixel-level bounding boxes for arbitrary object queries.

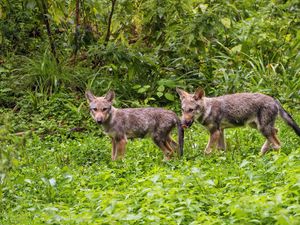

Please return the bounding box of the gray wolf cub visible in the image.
[176,88,300,155]
[86,90,184,160]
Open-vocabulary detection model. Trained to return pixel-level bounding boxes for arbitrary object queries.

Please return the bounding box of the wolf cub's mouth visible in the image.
[182,120,194,129]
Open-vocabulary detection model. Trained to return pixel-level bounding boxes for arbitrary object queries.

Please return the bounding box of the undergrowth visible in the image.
[1,98,299,224]
[1,1,299,224]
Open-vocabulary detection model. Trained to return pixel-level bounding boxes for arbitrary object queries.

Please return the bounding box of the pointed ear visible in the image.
[85,90,95,103]
[193,88,205,101]
[176,87,189,100]
[104,90,115,102]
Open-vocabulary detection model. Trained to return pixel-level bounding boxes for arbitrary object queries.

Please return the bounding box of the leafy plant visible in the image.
[1,109,300,224]
[1,1,300,223]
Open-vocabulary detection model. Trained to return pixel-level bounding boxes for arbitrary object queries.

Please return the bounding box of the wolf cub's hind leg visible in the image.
[260,140,271,155]
[260,127,281,155]
[152,124,176,160]
[268,128,281,150]
[167,135,178,150]
[153,136,174,160]
[259,108,281,155]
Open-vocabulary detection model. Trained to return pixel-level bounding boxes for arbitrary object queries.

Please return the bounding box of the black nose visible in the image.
[96,119,103,124]
[183,120,194,128]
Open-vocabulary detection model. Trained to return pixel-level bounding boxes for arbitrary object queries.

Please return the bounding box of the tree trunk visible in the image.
[40,0,59,64]
[104,0,117,45]
[73,0,80,64]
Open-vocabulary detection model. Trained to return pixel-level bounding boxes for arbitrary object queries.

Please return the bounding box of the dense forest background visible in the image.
[1,0,299,107]
[1,0,300,224]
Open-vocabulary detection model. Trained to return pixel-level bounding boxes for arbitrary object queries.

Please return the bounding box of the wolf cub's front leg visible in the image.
[111,138,117,160]
[111,137,127,160]
[217,129,226,150]
[204,129,222,154]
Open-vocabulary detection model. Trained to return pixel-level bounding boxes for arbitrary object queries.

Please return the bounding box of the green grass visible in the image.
[1,109,300,225]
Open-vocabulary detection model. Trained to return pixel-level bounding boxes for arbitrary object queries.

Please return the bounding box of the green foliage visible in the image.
[1,105,300,224]
[17,50,91,95]
[0,0,42,55]
[1,0,299,106]
[1,1,300,223]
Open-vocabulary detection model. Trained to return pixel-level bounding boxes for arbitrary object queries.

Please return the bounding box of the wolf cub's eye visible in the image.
[91,107,97,112]
[102,107,109,111]
[182,108,193,113]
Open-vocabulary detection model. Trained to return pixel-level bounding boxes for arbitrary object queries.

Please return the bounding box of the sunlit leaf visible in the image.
[164,93,174,101]
[221,18,231,29]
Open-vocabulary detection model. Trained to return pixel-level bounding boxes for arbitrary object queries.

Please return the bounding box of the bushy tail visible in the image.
[177,120,184,157]
[275,100,300,136]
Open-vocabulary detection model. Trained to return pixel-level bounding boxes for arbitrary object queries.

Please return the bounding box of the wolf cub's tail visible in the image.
[275,100,300,136]
[177,120,184,157]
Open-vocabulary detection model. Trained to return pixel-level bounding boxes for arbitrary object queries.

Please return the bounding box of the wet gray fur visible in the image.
[86,90,183,160]
[176,88,300,155]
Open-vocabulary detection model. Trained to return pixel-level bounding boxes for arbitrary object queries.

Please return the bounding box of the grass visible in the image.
[1,0,299,223]
[1,106,300,225]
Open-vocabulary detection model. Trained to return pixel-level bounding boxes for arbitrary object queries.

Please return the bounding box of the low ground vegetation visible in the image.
[1,0,300,224]
[1,97,300,224]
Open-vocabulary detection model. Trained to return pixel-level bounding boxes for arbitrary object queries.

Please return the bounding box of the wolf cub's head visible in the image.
[85,90,115,125]
[176,87,205,128]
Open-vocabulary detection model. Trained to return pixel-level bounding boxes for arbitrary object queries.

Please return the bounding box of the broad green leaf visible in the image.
[133,84,141,89]
[239,159,249,168]
[164,93,174,101]
[156,92,163,97]
[124,214,142,221]
[276,215,290,225]
[157,85,165,92]
[26,0,36,9]
[221,18,231,28]
[0,88,12,93]
[199,4,208,13]
[230,44,242,54]
[0,67,8,73]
